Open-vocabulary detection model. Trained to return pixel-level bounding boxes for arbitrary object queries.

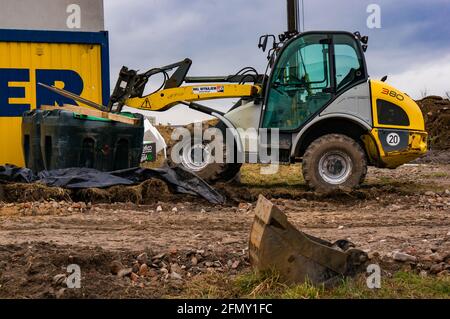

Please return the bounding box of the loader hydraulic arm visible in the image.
[107,59,263,113]
[125,83,261,111]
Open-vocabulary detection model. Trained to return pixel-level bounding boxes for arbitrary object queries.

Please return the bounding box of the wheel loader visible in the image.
[41,0,427,193]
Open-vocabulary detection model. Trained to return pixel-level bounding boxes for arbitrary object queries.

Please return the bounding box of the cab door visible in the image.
[262,34,334,130]
[261,32,367,131]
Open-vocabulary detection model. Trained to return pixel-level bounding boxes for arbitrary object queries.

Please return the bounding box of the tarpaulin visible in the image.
[0,164,224,204]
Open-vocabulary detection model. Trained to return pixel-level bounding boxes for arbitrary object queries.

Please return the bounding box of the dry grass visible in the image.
[2,183,71,202]
[240,164,304,187]
[177,270,450,299]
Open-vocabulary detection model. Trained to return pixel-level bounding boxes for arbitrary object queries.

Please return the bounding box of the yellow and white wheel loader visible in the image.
[44,0,427,192]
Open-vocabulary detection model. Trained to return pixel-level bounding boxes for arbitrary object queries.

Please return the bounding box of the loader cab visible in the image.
[262,32,368,131]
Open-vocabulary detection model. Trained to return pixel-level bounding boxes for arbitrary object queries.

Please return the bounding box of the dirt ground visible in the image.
[2,97,448,299]
[0,160,449,298]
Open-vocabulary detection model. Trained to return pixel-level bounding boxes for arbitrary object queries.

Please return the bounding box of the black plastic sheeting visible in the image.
[0,165,224,204]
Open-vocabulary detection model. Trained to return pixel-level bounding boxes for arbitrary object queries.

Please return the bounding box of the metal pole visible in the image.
[286,0,299,33]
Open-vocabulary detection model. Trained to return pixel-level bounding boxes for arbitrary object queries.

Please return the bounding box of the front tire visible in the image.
[302,134,367,192]
[166,122,241,184]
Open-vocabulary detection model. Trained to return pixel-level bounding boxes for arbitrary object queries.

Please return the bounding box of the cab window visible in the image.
[333,34,365,91]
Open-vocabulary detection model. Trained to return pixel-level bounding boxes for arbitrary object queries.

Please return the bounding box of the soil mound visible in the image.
[417,96,450,150]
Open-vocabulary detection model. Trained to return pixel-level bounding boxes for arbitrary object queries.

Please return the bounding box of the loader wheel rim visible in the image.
[181,143,211,171]
[318,151,353,185]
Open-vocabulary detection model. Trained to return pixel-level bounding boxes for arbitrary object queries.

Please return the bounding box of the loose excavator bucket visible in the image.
[249,195,368,286]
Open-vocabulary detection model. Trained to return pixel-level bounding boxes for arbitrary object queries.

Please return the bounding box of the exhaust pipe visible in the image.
[286,0,300,33]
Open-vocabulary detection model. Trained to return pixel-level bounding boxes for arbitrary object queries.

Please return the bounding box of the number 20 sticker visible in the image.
[386,133,400,146]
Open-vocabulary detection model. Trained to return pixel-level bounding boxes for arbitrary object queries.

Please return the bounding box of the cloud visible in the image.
[388,53,450,99]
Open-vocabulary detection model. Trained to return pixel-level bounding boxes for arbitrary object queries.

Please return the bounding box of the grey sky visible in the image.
[104,0,450,124]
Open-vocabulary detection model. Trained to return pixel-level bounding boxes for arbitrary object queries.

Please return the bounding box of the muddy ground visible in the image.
[0,160,449,298]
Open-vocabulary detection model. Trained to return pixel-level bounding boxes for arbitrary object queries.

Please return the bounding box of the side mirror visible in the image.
[258,34,276,53]
[258,35,269,52]
[381,75,388,82]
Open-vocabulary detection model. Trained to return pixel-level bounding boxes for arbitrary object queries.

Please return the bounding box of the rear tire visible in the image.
[302,134,367,192]
[166,122,242,184]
